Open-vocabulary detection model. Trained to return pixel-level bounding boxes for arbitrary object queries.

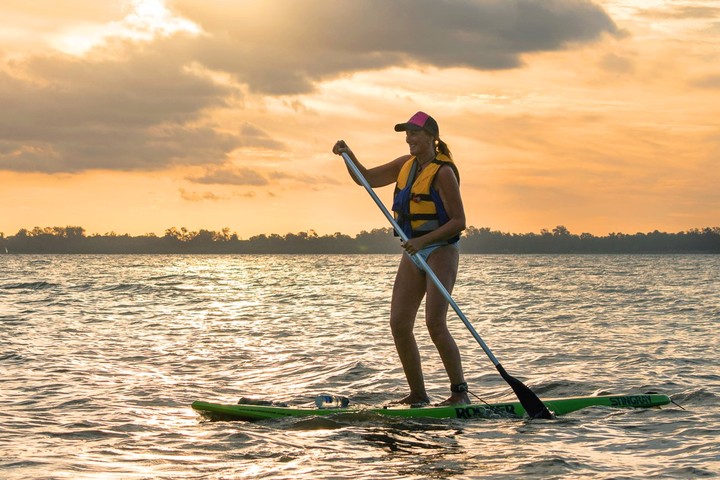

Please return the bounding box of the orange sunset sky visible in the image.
[1,0,718,238]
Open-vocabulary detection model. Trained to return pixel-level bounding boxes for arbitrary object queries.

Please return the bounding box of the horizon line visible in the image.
[2,225,719,240]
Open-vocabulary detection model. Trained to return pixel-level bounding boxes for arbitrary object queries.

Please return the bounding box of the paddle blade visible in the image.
[496,363,554,419]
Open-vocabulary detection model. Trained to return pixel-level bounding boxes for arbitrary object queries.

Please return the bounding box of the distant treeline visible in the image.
[1,225,719,254]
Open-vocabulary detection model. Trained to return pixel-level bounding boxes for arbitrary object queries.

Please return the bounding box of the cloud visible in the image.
[268,171,340,186]
[0,0,618,174]
[179,187,258,202]
[598,53,635,75]
[0,1,159,55]
[692,74,720,89]
[238,123,285,150]
[171,0,618,94]
[0,35,292,173]
[179,187,224,201]
[638,5,720,20]
[187,165,342,187]
[189,165,268,186]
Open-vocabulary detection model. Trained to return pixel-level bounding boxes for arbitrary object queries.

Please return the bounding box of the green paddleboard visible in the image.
[192,393,671,421]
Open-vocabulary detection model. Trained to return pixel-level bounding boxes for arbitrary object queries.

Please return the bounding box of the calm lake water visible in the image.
[1,254,718,479]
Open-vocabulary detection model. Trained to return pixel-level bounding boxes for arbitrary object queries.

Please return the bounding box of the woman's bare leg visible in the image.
[425,246,470,405]
[389,254,430,404]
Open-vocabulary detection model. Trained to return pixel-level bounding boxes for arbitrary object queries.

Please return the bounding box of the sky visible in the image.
[0,0,718,238]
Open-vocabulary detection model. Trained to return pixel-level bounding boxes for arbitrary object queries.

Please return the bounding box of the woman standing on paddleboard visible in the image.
[333,112,470,406]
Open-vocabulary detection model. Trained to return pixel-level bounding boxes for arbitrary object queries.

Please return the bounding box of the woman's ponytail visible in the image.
[436,138,452,159]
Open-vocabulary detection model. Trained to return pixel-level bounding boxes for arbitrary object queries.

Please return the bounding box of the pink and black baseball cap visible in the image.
[394,111,439,138]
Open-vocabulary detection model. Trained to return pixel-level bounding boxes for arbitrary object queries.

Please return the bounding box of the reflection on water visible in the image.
[0,254,718,479]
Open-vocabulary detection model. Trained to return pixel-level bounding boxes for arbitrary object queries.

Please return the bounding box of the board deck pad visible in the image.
[192,393,671,422]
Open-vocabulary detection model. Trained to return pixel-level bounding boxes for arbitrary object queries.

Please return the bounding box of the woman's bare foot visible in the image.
[391,393,430,407]
[437,392,470,406]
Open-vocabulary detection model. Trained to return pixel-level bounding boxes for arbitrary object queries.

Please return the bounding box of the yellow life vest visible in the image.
[392,153,460,241]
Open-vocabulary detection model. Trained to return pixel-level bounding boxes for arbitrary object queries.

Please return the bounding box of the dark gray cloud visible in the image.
[173,0,618,94]
[0,36,290,173]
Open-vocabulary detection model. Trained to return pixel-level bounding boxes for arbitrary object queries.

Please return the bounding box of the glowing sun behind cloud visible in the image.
[49,0,201,55]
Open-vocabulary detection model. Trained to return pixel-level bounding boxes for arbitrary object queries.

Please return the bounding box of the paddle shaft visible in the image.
[341,152,501,364]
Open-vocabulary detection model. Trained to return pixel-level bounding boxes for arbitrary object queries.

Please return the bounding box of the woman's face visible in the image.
[405,129,434,158]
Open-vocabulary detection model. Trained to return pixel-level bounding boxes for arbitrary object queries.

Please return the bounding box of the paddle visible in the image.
[340,152,553,419]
